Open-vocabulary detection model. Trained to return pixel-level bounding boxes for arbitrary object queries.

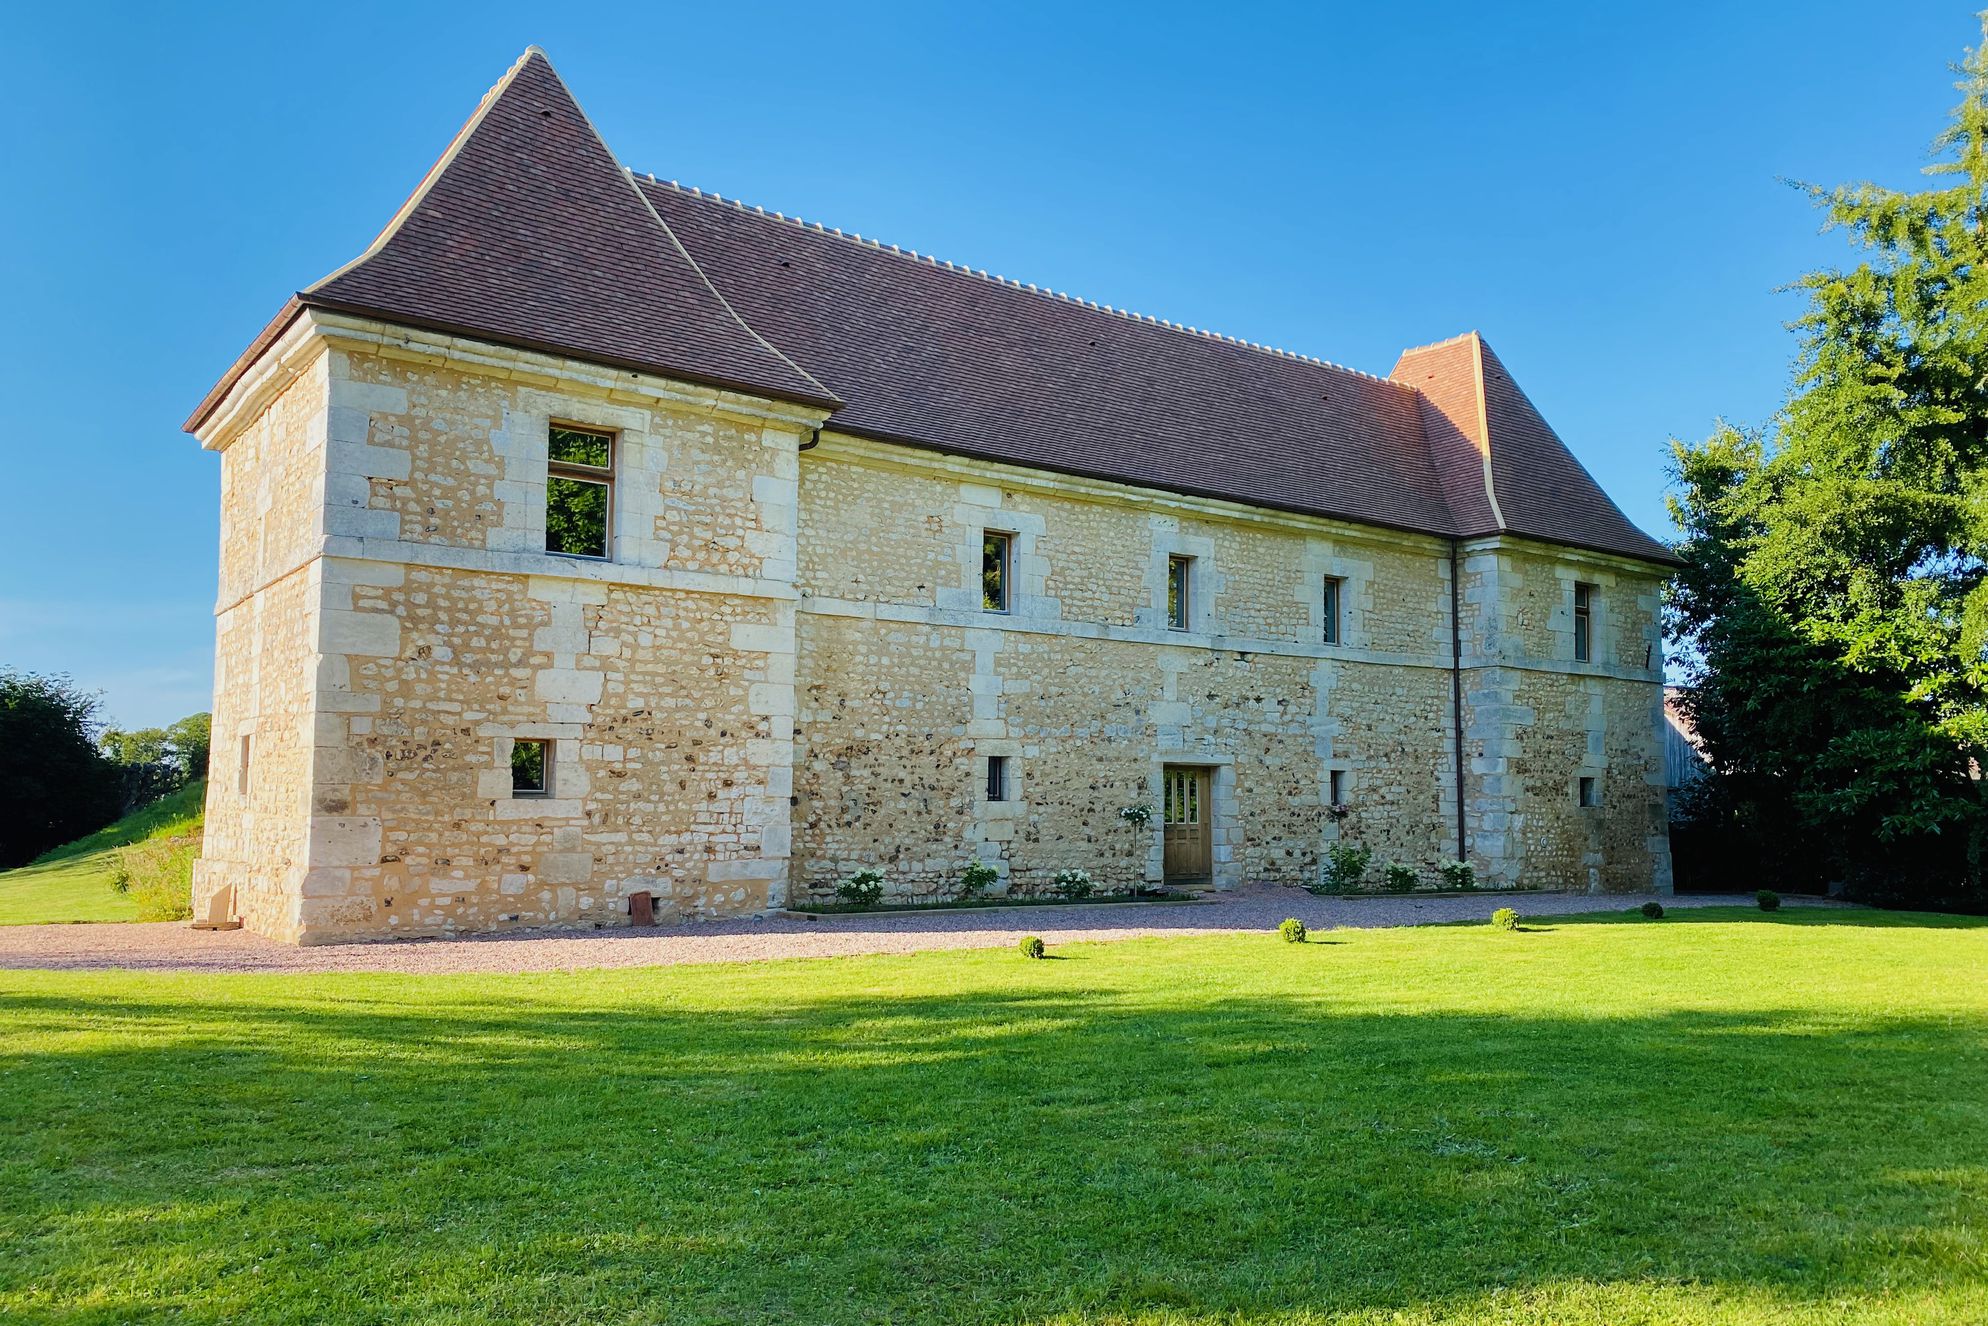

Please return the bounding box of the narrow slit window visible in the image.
[1322,576,1343,646]
[985,755,1010,802]
[982,532,1012,612]
[512,739,551,798]
[237,734,252,797]
[1573,582,1594,662]
[1167,555,1193,631]
[546,424,614,559]
[1578,776,1599,808]
[1329,769,1346,805]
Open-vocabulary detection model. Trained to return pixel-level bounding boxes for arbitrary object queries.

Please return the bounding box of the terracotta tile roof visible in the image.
[187,48,1674,567]
[295,49,835,413]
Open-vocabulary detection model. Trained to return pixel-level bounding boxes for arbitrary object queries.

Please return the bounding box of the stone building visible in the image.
[185,49,1678,943]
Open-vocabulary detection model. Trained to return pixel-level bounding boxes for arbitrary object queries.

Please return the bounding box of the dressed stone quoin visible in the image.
[184,48,1677,943]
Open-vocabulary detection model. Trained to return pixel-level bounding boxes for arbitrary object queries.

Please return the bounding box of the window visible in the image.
[1329,769,1346,806]
[982,532,1012,612]
[237,734,252,797]
[1573,582,1594,662]
[511,739,551,797]
[1321,576,1344,646]
[1578,776,1599,808]
[985,755,1010,802]
[1167,555,1193,631]
[546,424,614,559]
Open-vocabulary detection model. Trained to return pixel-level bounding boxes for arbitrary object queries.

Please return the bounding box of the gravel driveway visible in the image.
[0,888,1833,975]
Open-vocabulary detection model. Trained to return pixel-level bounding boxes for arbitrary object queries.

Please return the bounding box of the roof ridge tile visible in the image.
[640,174,1398,385]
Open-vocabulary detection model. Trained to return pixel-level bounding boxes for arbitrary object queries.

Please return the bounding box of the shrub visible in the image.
[1316,841,1372,893]
[1381,861,1418,892]
[1641,901,1665,919]
[1756,889,1782,912]
[1118,805,1153,828]
[1490,907,1520,931]
[1438,859,1476,891]
[835,868,885,908]
[1052,868,1094,901]
[960,860,1000,899]
[1278,917,1307,943]
[1018,935,1046,959]
[110,834,198,922]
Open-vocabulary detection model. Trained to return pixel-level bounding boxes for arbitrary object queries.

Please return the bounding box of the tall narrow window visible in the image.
[1167,555,1193,631]
[1321,576,1344,645]
[511,739,551,798]
[546,424,614,559]
[982,532,1012,612]
[1329,768,1346,805]
[1573,582,1595,662]
[237,734,252,797]
[985,755,1010,802]
[1578,775,1600,808]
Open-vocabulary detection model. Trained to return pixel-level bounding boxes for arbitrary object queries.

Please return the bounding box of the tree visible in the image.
[0,670,124,868]
[100,711,214,810]
[1668,21,1988,908]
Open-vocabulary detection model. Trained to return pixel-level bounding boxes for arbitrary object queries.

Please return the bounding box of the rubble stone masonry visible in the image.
[192,312,1670,942]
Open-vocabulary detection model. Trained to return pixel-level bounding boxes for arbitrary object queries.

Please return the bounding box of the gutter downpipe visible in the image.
[1449,538,1468,864]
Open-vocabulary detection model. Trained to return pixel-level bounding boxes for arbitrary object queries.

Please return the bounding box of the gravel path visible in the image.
[0,888,1839,975]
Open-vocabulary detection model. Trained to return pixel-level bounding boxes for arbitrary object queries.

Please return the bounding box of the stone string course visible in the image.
[191,315,1672,943]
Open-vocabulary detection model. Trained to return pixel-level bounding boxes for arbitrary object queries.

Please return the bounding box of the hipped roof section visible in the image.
[188,48,1675,567]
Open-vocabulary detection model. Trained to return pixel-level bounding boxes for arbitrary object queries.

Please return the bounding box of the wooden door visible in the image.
[1162,766,1212,883]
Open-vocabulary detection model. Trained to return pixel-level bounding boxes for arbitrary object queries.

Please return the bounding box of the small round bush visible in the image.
[1278,917,1308,943]
[1490,906,1520,931]
[1756,889,1782,912]
[1018,935,1046,959]
[1640,901,1665,919]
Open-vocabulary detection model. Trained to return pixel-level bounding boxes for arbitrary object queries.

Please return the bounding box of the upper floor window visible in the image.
[1321,576,1344,646]
[982,532,1012,612]
[1573,582,1595,662]
[985,755,1011,802]
[1167,555,1193,631]
[546,424,614,559]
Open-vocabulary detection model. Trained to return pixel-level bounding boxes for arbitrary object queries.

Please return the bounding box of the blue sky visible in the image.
[1,3,1975,727]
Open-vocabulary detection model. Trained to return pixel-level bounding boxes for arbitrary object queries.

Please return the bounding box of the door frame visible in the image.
[1151,758,1236,889]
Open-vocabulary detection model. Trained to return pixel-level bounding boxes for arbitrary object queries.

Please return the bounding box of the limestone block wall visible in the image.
[1458,541,1671,891]
[194,357,333,935]
[793,440,1471,900]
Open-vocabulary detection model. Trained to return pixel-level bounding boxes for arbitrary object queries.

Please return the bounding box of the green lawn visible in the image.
[3,908,1985,1324]
[0,781,204,926]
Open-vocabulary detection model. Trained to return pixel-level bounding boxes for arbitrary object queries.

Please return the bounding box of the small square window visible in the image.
[982,532,1012,613]
[1578,776,1599,808]
[986,755,1010,802]
[1322,576,1344,646]
[1573,582,1595,662]
[1329,769,1346,805]
[1167,555,1193,631]
[512,739,551,798]
[237,734,252,797]
[546,424,614,560]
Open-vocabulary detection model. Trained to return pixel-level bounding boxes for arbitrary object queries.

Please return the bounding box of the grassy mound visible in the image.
[0,780,205,925]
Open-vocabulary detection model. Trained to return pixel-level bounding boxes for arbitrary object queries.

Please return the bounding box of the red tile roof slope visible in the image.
[643,181,1457,537]
[187,48,1674,567]
[299,49,836,411]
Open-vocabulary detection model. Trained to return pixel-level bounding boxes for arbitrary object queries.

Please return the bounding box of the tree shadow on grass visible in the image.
[2,974,1986,1324]
[1536,905,1988,931]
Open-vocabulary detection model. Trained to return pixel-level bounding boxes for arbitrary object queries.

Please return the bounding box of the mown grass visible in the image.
[3,907,1985,1324]
[0,782,206,926]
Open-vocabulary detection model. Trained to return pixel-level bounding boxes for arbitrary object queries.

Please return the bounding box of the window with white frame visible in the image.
[546,424,614,559]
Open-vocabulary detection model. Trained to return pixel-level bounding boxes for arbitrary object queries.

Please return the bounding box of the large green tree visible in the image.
[1670,22,1988,906]
[0,670,124,868]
